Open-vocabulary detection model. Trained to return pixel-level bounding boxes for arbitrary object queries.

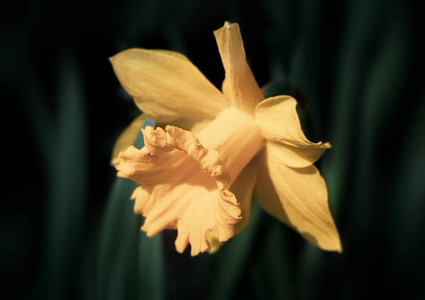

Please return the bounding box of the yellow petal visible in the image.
[206,159,258,253]
[110,49,229,123]
[254,143,341,251]
[255,95,331,168]
[213,22,264,113]
[157,117,211,135]
[116,126,241,256]
[111,114,145,165]
[116,105,265,256]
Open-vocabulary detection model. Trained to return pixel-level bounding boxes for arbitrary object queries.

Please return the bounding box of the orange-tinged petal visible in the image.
[116,125,241,256]
[254,143,341,252]
[206,159,258,253]
[110,49,229,123]
[157,117,211,135]
[255,95,331,168]
[115,106,265,256]
[232,160,257,235]
[214,22,264,114]
[111,114,145,165]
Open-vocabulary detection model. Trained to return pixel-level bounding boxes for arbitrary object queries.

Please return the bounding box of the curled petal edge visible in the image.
[116,125,243,256]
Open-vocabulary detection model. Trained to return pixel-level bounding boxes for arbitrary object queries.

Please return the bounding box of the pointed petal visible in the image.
[254,143,341,252]
[111,114,145,165]
[255,95,331,168]
[206,159,258,253]
[214,22,264,113]
[110,49,228,123]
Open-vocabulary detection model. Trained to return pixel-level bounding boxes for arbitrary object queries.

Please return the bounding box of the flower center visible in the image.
[196,106,265,187]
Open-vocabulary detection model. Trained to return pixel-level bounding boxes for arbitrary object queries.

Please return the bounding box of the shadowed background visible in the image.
[3,0,424,299]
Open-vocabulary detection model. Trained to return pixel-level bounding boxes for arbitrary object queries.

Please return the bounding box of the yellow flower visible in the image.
[110,22,341,256]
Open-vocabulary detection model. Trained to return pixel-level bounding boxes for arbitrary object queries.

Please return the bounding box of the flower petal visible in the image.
[110,49,229,123]
[254,143,341,252]
[111,114,145,165]
[206,159,258,253]
[115,125,242,256]
[213,22,264,113]
[255,95,331,168]
[157,117,211,135]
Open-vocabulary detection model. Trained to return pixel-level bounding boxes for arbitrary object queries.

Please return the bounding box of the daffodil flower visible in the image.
[110,22,341,256]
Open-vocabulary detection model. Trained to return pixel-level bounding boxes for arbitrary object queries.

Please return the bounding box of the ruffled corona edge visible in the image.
[116,125,242,256]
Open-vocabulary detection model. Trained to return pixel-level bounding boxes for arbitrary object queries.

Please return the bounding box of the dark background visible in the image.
[3,0,424,299]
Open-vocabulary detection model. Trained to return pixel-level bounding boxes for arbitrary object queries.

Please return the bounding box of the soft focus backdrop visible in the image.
[3,0,424,299]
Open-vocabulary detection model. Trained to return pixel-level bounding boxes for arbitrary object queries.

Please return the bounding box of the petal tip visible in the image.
[323,141,332,148]
[110,157,121,166]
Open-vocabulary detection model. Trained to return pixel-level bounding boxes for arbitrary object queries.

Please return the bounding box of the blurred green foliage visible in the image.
[3,0,424,299]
